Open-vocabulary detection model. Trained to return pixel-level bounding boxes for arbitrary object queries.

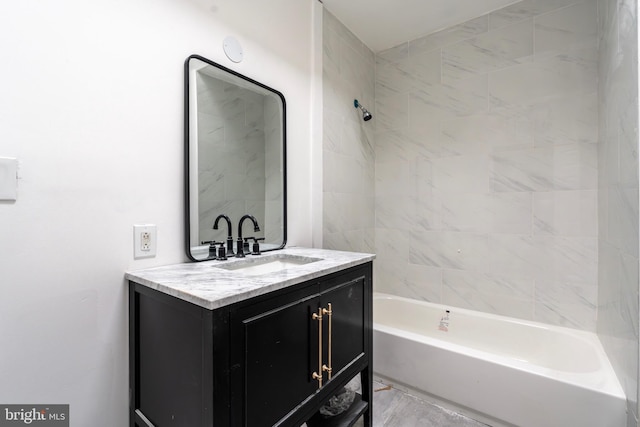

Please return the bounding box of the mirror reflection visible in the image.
[185,55,287,261]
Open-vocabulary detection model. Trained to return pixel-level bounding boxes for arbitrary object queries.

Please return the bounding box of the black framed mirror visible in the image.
[185,55,287,261]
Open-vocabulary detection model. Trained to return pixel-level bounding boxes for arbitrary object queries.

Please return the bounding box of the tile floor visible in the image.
[353,381,489,427]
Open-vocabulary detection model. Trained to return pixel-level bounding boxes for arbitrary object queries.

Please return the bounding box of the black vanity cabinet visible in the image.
[129,262,372,427]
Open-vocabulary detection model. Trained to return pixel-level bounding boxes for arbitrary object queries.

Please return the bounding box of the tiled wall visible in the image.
[264,95,285,245]
[322,0,639,420]
[374,0,600,329]
[197,73,267,243]
[597,0,639,424]
[322,10,376,253]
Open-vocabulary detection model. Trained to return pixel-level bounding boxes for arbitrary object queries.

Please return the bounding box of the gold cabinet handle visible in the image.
[322,303,333,380]
[312,308,323,388]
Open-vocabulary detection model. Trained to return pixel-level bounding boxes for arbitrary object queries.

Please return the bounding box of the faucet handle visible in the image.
[243,237,252,254]
[236,237,246,258]
[249,237,265,255]
[201,240,222,259]
[215,242,227,260]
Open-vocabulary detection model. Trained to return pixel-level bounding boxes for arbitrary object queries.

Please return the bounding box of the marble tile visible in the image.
[374,265,407,296]
[197,115,225,160]
[608,186,640,258]
[490,146,553,192]
[442,270,535,319]
[618,0,637,52]
[488,234,544,279]
[619,93,640,187]
[489,192,533,234]
[533,190,597,237]
[350,195,376,230]
[323,9,370,62]
[375,60,418,100]
[552,142,598,190]
[323,192,350,234]
[322,69,347,117]
[448,291,535,320]
[323,109,343,155]
[534,235,598,284]
[438,110,534,156]
[439,192,491,232]
[409,74,488,124]
[443,19,534,81]
[375,49,442,105]
[534,292,597,330]
[445,268,534,300]
[322,7,376,260]
[376,93,408,132]
[342,118,375,163]
[408,49,442,87]
[322,24,341,77]
[413,189,444,233]
[375,129,430,162]
[367,0,602,332]
[530,92,598,146]
[375,159,415,197]
[620,251,640,338]
[374,227,409,294]
[409,15,489,56]
[322,151,367,194]
[489,0,581,30]
[411,125,462,159]
[597,0,639,395]
[413,161,446,232]
[534,0,598,56]
[534,274,598,330]
[438,115,493,156]
[375,228,410,264]
[343,44,374,99]
[489,46,598,109]
[375,195,415,230]
[432,154,490,194]
[409,231,490,272]
[323,230,372,254]
[377,42,409,66]
[403,264,443,302]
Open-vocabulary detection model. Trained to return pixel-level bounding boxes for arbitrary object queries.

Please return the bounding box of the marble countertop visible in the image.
[125,247,375,310]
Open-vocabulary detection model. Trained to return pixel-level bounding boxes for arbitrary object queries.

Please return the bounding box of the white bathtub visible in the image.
[373,293,626,427]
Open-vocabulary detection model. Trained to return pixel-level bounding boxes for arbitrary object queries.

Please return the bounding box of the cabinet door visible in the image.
[231,291,320,427]
[320,273,366,380]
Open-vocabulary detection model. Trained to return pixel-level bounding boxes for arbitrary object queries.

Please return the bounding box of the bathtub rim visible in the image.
[373,292,625,400]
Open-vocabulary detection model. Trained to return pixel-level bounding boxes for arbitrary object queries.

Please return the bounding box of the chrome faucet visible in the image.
[236,215,260,257]
[213,214,234,256]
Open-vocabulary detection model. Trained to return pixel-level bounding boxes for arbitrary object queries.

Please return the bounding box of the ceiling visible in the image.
[321,0,520,52]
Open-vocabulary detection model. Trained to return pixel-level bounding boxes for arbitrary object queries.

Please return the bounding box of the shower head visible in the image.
[354,99,373,122]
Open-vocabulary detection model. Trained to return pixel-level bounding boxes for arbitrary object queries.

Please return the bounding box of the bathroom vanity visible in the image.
[127,247,374,427]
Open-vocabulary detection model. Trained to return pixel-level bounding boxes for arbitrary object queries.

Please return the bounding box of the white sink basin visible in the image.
[217,255,321,276]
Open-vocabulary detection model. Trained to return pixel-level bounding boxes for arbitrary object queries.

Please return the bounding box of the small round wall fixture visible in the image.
[223,36,243,63]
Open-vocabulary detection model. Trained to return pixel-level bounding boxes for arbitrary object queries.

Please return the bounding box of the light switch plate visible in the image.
[0,157,18,201]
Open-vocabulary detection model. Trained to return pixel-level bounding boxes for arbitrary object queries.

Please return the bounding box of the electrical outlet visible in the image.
[134,224,157,259]
[141,232,151,251]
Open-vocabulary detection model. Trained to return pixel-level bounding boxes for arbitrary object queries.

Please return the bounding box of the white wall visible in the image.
[0,0,313,425]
